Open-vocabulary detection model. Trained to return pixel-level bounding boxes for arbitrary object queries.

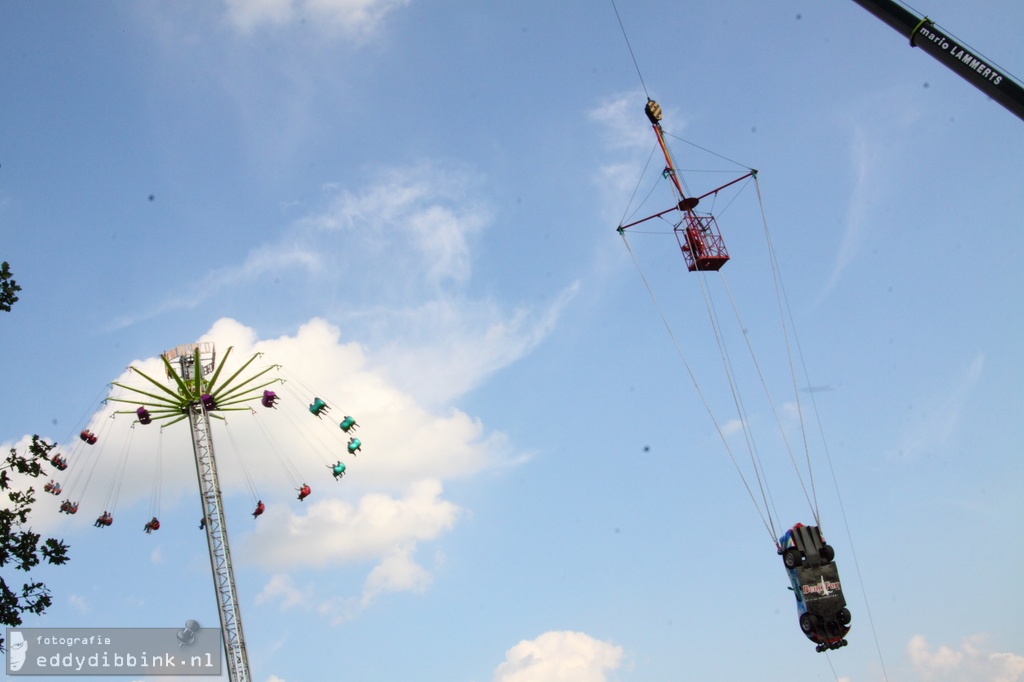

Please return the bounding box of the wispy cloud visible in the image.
[820,87,924,300]
[255,574,312,610]
[306,163,490,295]
[68,594,89,614]
[106,245,321,331]
[589,91,665,223]
[224,0,411,38]
[821,124,874,298]
[111,162,574,389]
[588,91,659,154]
[891,353,984,460]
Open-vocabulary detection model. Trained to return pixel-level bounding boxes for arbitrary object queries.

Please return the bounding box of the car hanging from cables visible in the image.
[780,523,851,651]
[616,94,852,653]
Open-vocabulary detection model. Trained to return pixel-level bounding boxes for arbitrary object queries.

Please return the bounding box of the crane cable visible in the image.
[100,420,135,515]
[619,231,777,546]
[148,426,163,520]
[755,177,821,526]
[653,130,823,534]
[686,243,781,542]
[775,243,892,682]
[268,359,358,467]
[611,0,649,100]
[220,417,262,504]
[248,407,305,490]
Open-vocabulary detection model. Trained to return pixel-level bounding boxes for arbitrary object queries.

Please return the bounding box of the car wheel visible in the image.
[783,548,802,569]
[800,613,816,634]
[837,608,851,626]
[820,544,835,563]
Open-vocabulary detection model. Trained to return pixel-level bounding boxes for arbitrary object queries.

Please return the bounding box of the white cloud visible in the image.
[720,417,745,439]
[256,574,311,610]
[244,478,460,570]
[908,634,1024,682]
[368,284,579,406]
[360,543,432,607]
[589,92,665,154]
[68,594,89,614]
[493,631,624,682]
[224,0,410,38]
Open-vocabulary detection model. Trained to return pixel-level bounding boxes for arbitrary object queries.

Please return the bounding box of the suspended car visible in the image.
[309,398,329,418]
[297,484,311,501]
[347,437,362,455]
[329,461,346,480]
[50,454,68,471]
[80,429,98,444]
[144,517,160,534]
[136,407,152,425]
[617,92,854,651]
[780,523,851,652]
[201,393,217,410]
[43,480,62,495]
[339,416,358,433]
[261,390,278,408]
[59,500,78,515]
[252,500,265,518]
[94,512,113,528]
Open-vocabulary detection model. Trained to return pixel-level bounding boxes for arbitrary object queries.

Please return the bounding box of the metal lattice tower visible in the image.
[177,345,251,682]
[112,342,282,682]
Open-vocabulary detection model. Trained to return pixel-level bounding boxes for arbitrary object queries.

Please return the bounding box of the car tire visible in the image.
[820,544,835,563]
[783,548,802,569]
[800,612,816,634]
[837,608,851,626]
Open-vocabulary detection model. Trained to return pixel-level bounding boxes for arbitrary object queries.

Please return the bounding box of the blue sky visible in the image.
[2,1,1023,680]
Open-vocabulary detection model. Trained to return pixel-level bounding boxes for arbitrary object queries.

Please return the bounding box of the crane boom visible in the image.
[850,0,1024,122]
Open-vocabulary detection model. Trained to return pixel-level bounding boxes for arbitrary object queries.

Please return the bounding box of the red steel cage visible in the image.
[675,213,729,272]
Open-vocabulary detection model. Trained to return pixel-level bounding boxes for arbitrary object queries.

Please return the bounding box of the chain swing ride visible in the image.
[44,342,366,682]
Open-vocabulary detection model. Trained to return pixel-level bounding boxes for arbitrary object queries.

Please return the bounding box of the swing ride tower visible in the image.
[172,344,251,682]
[110,342,284,682]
